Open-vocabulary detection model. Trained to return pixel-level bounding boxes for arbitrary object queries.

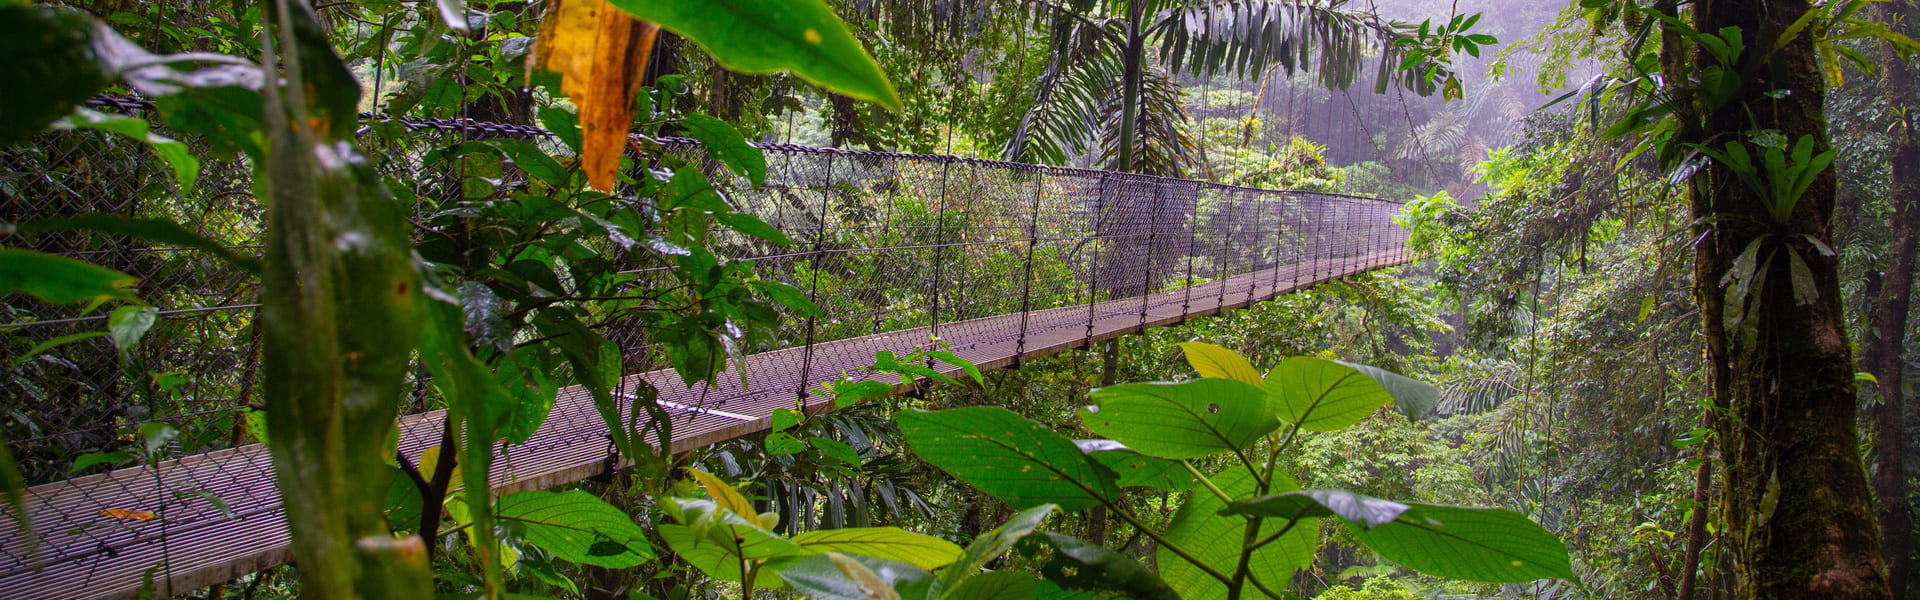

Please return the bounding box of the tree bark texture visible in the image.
[1870,4,1918,597]
[1682,0,1888,597]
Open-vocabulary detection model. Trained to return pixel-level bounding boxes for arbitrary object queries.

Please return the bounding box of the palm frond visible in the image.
[1004,16,1127,163]
[1150,0,1442,95]
[1098,65,1199,176]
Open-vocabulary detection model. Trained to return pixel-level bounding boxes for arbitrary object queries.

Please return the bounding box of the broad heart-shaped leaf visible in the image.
[1026,532,1178,600]
[0,249,138,305]
[937,504,1056,599]
[680,113,767,187]
[1263,357,1392,432]
[1335,361,1439,419]
[1160,469,1315,600]
[1349,503,1576,583]
[898,408,1119,511]
[496,490,654,568]
[777,552,935,600]
[1222,490,1410,529]
[661,499,806,589]
[608,0,901,111]
[1082,379,1277,459]
[1179,342,1264,386]
[791,527,963,570]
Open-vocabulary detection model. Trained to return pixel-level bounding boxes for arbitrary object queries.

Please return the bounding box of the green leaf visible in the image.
[777,552,934,600]
[832,379,896,407]
[14,331,108,366]
[945,571,1038,600]
[69,451,131,474]
[58,108,201,190]
[1221,490,1409,528]
[771,408,803,431]
[1081,379,1277,459]
[497,490,654,568]
[791,527,964,570]
[1085,448,1193,491]
[809,436,862,465]
[1177,342,1264,386]
[1160,469,1314,600]
[661,499,806,588]
[767,431,807,455]
[715,212,793,245]
[1026,532,1178,600]
[607,0,901,111]
[454,139,570,188]
[0,248,138,305]
[899,408,1118,511]
[21,212,261,275]
[138,421,179,455]
[938,504,1056,600]
[1334,361,1439,418]
[1349,503,1575,583]
[681,113,768,187]
[1263,357,1393,432]
[108,306,158,355]
[0,5,110,145]
[752,280,824,317]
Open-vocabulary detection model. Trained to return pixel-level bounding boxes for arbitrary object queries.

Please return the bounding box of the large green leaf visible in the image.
[1084,447,1193,491]
[1335,361,1439,419]
[1027,532,1178,600]
[937,504,1055,599]
[792,527,963,570]
[945,571,1038,600]
[1081,379,1276,459]
[1349,503,1575,583]
[1221,490,1409,528]
[0,249,138,306]
[496,490,653,568]
[680,113,768,187]
[661,499,806,589]
[607,0,901,110]
[1159,469,1315,600]
[777,552,936,600]
[899,408,1118,511]
[1262,357,1393,432]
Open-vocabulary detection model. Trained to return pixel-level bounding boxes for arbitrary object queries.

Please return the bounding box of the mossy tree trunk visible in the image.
[1676,0,1889,597]
[1868,3,1917,597]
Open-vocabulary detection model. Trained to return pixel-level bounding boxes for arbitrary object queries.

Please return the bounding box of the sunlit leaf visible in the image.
[609,0,901,110]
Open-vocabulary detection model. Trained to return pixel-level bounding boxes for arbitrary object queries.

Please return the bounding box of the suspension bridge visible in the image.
[0,108,1409,599]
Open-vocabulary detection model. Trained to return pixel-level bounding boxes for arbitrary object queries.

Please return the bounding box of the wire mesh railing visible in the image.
[0,100,1408,599]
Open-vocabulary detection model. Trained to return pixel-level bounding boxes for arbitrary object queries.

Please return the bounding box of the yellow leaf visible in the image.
[415,445,464,496]
[689,468,756,522]
[1178,342,1264,387]
[100,508,154,521]
[531,0,659,191]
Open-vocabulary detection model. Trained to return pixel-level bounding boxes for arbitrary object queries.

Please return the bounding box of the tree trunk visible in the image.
[1870,4,1918,597]
[1679,0,1888,598]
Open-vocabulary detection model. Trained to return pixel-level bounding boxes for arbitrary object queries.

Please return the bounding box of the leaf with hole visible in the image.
[1081,378,1276,459]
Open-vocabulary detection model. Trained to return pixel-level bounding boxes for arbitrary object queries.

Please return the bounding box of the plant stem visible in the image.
[1110,504,1234,585]
[1184,461,1236,504]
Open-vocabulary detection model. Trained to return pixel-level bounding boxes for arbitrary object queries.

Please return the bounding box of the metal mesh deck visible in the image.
[0,105,1408,599]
